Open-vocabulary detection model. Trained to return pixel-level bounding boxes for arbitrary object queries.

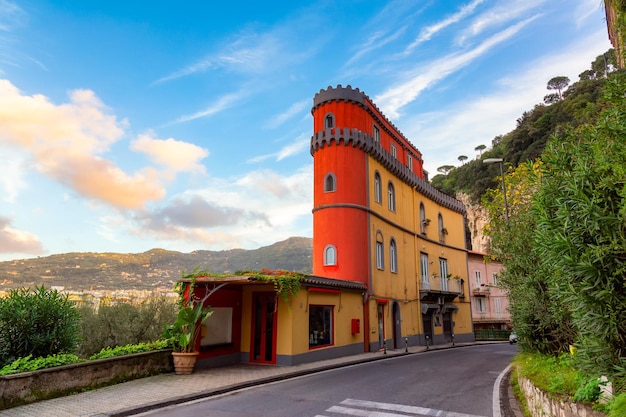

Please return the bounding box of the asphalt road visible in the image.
[140,344,518,417]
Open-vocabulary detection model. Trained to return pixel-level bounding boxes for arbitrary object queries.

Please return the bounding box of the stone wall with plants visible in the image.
[0,349,172,410]
[518,375,606,417]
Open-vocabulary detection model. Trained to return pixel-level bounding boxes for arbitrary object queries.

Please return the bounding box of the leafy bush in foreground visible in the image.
[0,286,80,367]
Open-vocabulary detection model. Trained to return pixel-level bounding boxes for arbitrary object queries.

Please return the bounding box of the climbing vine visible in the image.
[177,268,303,306]
[235,269,303,304]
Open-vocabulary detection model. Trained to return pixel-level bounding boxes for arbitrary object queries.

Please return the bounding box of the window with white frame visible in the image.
[324,172,336,192]
[407,154,413,170]
[387,182,396,211]
[475,297,487,313]
[420,253,429,283]
[373,125,380,143]
[375,233,384,270]
[390,238,397,273]
[323,244,337,266]
[374,172,382,203]
[309,305,333,348]
[475,270,482,285]
[439,258,449,291]
[494,298,502,317]
[390,143,397,159]
[492,272,498,287]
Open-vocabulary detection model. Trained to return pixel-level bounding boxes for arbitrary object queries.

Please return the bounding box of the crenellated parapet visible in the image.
[310,127,372,154]
[310,127,466,215]
[312,85,421,158]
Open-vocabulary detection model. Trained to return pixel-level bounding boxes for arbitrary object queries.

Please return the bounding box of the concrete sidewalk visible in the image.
[2,342,512,417]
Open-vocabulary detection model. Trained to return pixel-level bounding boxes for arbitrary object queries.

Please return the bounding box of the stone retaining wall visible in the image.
[518,374,606,417]
[0,349,173,410]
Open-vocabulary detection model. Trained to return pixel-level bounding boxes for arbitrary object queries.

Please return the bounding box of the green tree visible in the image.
[78,295,177,357]
[533,72,626,390]
[437,165,455,176]
[457,155,468,164]
[474,144,486,155]
[0,286,80,367]
[483,161,575,354]
[546,76,570,100]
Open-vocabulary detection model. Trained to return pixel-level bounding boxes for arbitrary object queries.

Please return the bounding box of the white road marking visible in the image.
[323,398,487,417]
[493,364,511,417]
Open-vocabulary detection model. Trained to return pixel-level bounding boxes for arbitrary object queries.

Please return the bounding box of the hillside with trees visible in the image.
[464,47,626,402]
[431,49,617,204]
[0,237,312,291]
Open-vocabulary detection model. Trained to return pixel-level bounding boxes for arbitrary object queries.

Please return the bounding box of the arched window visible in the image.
[324,244,337,266]
[324,113,335,129]
[390,238,398,273]
[419,203,427,234]
[438,213,447,242]
[375,232,384,270]
[324,172,336,192]
[387,181,396,211]
[374,172,382,203]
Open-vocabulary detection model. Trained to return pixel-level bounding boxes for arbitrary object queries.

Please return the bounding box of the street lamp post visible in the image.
[483,158,509,222]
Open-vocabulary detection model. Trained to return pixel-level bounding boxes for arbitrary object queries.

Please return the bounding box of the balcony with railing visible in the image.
[419,275,464,303]
[472,284,491,296]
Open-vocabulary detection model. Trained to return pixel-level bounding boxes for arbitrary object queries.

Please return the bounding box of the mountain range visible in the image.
[0,237,312,292]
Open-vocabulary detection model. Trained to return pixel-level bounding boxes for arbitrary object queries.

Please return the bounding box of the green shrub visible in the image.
[573,376,601,403]
[0,286,81,367]
[514,352,580,396]
[0,353,83,375]
[78,295,176,357]
[88,340,168,360]
[608,392,626,417]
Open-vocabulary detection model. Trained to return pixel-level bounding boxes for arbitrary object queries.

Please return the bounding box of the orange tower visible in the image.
[310,85,472,352]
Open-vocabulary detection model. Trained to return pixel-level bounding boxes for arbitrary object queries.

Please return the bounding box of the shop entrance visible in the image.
[250,292,277,364]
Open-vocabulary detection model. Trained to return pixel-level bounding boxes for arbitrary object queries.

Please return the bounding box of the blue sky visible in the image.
[0,0,612,261]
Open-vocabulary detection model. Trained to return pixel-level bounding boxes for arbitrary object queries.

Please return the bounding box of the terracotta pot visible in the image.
[171,351,199,375]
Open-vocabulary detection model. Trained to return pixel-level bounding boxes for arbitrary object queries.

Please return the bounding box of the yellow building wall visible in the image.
[240,285,364,359]
[285,290,364,356]
[366,156,472,346]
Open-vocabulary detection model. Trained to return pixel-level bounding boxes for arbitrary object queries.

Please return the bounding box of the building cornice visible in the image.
[311,128,466,215]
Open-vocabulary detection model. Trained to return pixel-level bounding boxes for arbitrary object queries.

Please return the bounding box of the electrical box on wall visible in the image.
[351,318,360,334]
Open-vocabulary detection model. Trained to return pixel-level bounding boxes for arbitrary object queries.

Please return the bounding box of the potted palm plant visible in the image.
[163,272,213,375]
[163,301,213,374]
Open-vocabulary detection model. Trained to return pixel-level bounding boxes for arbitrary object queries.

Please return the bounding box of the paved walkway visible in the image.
[2,342,515,417]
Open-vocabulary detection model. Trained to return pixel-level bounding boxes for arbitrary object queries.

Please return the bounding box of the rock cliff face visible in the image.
[458,192,490,254]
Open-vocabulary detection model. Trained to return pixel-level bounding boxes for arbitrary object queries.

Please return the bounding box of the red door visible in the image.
[250,292,277,364]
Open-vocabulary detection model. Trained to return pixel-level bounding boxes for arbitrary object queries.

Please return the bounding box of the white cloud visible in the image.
[405,0,484,52]
[0,148,26,202]
[375,15,539,119]
[0,80,176,209]
[247,133,309,163]
[173,91,246,123]
[0,216,45,255]
[131,132,209,173]
[410,27,611,176]
[126,165,313,251]
[264,99,309,129]
[456,0,546,45]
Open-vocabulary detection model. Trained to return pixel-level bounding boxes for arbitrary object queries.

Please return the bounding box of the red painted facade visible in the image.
[311,85,427,284]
